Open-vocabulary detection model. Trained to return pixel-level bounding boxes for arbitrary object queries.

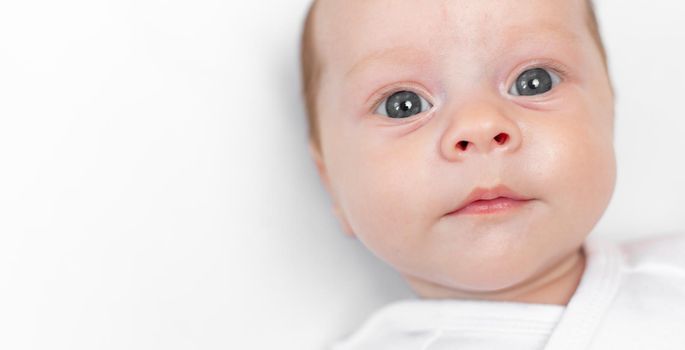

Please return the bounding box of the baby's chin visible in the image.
[398,266,541,301]
[396,240,584,302]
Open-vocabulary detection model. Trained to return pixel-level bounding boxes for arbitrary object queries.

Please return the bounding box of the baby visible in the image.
[299,0,685,349]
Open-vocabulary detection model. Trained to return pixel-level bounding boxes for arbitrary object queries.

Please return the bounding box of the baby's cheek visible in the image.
[538,113,616,228]
[339,147,430,261]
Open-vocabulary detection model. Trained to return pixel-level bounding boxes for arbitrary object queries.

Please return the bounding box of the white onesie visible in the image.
[329,232,685,350]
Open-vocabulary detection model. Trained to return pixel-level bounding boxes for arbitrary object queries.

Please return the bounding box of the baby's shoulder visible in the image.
[614,231,685,271]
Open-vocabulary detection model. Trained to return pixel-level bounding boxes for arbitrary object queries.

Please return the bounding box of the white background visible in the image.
[0,0,683,349]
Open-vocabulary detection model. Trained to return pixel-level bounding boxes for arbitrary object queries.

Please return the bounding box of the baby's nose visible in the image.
[439,100,522,161]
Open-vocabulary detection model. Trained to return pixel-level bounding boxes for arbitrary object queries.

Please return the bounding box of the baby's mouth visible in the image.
[447,197,532,216]
[445,184,533,216]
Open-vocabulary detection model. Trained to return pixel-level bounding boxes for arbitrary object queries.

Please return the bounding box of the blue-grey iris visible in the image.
[386,91,422,119]
[515,68,553,96]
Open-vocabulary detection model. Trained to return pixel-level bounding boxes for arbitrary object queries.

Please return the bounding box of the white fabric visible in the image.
[329,232,685,350]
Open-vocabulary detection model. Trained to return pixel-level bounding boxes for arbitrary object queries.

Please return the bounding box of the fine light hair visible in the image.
[300,0,611,153]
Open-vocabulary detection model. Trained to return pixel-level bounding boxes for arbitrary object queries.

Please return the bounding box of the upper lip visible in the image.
[447,184,532,215]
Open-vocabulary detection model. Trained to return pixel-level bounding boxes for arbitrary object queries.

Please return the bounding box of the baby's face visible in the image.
[310,0,615,294]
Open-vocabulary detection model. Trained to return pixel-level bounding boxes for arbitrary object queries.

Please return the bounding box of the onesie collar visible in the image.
[541,234,624,350]
[335,234,623,350]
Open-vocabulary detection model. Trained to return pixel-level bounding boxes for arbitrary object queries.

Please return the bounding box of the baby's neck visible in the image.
[403,248,587,306]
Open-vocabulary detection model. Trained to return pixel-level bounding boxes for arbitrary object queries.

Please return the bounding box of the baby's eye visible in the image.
[375,90,433,119]
[508,67,561,96]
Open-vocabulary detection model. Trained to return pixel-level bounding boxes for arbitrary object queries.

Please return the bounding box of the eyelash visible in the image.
[507,60,570,92]
[370,60,570,114]
[530,61,569,80]
[369,83,431,117]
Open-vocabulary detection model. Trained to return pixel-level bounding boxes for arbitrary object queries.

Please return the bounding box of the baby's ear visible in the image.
[308,141,356,239]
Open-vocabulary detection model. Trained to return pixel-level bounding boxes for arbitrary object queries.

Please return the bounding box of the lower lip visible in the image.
[448,198,531,216]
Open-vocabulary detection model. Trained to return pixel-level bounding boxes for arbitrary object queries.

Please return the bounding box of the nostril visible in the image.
[457,140,469,151]
[494,132,509,145]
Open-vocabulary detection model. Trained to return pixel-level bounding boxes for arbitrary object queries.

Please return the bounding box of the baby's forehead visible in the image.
[314,0,590,78]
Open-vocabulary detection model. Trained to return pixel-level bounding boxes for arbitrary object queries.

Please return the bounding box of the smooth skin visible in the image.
[308,0,616,305]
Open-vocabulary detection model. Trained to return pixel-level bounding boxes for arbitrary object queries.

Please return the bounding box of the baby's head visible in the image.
[300,0,616,301]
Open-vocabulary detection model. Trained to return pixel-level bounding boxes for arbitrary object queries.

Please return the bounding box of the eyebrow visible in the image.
[344,45,432,79]
[345,25,580,79]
